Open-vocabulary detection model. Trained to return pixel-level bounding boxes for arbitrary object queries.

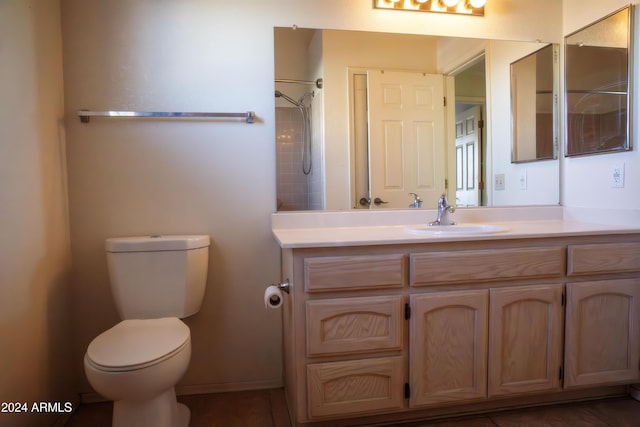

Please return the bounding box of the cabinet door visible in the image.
[409,290,488,407]
[488,284,564,397]
[565,279,640,388]
[307,356,404,418]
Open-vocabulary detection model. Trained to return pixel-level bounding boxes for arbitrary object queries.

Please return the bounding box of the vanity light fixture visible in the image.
[373,0,486,16]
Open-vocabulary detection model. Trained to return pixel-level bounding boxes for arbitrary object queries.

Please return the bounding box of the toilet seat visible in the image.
[86,317,190,372]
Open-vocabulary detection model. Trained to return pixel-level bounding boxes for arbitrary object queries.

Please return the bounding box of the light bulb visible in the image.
[468,0,486,7]
[416,0,429,3]
[442,0,459,7]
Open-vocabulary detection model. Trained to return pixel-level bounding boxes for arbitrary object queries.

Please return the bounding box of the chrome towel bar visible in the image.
[77,110,255,124]
[275,78,323,89]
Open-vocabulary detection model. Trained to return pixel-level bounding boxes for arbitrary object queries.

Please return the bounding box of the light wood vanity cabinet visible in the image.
[563,242,640,389]
[304,300,405,418]
[287,252,407,421]
[282,236,640,426]
[409,283,564,408]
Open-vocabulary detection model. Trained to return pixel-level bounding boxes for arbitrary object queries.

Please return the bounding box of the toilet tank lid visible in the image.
[106,235,210,252]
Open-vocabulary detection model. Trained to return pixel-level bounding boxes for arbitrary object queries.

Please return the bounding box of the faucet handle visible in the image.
[438,193,455,213]
[408,192,423,208]
[438,192,448,207]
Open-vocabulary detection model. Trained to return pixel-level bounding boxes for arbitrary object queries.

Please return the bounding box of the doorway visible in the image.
[351,69,447,209]
[451,54,487,206]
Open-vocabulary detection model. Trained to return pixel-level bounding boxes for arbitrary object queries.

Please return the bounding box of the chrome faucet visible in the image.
[408,192,423,208]
[429,193,456,226]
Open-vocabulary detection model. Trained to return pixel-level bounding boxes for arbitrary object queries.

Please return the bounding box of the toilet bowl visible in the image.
[84,317,192,427]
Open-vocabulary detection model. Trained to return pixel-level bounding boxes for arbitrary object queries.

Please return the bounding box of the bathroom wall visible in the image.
[60,0,564,397]
[0,1,76,426]
[486,40,561,207]
[562,0,640,211]
[60,0,285,396]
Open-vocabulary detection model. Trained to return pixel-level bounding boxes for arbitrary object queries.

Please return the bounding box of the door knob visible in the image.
[359,197,371,207]
[373,197,389,206]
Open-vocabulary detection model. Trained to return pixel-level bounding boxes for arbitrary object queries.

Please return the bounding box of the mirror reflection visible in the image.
[510,44,558,163]
[565,6,632,157]
[274,28,560,211]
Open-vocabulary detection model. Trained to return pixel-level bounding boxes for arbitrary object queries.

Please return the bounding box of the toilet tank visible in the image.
[105,235,210,319]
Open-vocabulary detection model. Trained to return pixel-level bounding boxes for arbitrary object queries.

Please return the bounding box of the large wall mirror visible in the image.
[565,5,633,157]
[274,28,560,211]
[510,44,558,163]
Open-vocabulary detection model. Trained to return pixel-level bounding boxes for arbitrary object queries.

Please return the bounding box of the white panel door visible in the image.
[455,105,481,207]
[367,70,446,208]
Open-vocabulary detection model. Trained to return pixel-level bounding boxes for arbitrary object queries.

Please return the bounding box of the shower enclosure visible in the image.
[275,86,324,211]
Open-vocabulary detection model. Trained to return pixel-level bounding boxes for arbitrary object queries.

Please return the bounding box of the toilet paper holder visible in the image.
[272,279,290,294]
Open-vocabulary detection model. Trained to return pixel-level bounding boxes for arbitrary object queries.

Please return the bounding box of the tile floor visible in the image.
[64,389,640,427]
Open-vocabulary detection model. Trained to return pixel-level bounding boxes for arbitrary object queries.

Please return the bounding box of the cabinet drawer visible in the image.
[307,356,404,418]
[304,254,404,292]
[568,242,640,276]
[410,247,565,286]
[306,296,403,356]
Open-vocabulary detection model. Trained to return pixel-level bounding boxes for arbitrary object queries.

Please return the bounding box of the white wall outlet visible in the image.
[611,163,625,188]
[495,173,505,191]
[518,170,527,190]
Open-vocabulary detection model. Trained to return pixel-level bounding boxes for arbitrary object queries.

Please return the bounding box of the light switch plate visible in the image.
[495,173,505,191]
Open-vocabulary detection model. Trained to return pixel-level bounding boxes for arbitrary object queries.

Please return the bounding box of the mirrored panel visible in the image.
[565,6,633,157]
[511,44,558,163]
[275,28,561,211]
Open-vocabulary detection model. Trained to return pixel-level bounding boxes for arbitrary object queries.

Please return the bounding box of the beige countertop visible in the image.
[271,207,640,248]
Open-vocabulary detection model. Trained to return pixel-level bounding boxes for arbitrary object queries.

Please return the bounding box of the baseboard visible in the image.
[176,379,283,396]
[80,379,283,404]
[630,384,640,401]
[80,392,108,404]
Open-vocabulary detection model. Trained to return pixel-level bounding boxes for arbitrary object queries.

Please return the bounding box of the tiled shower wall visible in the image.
[276,99,324,210]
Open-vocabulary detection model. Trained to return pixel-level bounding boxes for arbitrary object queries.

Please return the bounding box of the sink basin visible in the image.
[405,223,509,235]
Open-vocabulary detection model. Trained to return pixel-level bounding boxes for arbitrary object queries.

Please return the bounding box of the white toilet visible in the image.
[84,235,210,427]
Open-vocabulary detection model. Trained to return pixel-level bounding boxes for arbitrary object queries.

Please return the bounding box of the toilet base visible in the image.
[112,388,190,427]
[176,403,190,427]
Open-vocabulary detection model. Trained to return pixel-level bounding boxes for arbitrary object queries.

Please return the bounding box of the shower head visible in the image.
[274,90,301,106]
